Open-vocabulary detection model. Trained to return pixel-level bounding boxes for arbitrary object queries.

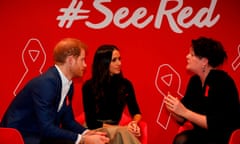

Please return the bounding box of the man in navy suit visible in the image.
[0,38,109,144]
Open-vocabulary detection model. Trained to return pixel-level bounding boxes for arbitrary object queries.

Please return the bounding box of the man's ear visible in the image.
[66,55,74,65]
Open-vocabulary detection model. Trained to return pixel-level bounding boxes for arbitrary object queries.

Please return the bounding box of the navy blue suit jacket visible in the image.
[1,66,86,144]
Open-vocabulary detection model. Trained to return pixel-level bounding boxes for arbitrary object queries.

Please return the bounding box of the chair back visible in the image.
[0,127,24,144]
[229,129,240,144]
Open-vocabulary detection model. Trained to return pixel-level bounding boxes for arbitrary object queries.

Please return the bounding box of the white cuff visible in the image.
[75,130,89,144]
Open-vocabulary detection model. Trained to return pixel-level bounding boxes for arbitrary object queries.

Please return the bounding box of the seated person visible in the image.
[0,38,109,144]
[82,44,142,144]
[164,37,240,144]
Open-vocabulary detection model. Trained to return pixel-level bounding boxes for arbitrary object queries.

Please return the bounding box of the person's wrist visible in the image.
[79,135,85,144]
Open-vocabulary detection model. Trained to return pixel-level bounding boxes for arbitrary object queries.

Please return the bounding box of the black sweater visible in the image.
[82,75,141,129]
[182,69,240,143]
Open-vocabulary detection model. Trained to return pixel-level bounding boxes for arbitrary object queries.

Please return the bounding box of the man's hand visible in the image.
[80,130,110,144]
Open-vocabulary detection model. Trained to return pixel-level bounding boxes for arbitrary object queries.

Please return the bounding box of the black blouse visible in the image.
[182,69,240,143]
[82,75,141,129]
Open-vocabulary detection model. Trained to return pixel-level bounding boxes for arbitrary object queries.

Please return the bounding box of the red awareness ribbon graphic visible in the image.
[13,38,46,96]
[155,64,183,130]
[232,44,240,71]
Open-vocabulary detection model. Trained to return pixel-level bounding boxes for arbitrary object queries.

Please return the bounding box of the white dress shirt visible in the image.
[55,65,72,112]
[55,65,87,144]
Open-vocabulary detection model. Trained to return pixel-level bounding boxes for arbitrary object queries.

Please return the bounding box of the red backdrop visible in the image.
[1,0,240,143]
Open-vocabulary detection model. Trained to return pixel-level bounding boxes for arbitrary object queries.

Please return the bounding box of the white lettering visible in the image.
[85,0,113,29]
[178,7,193,28]
[113,7,131,28]
[155,0,220,33]
[190,0,220,28]
[130,7,153,29]
[113,7,153,29]
[58,0,220,33]
[155,0,183,33]
[178,0,220,29]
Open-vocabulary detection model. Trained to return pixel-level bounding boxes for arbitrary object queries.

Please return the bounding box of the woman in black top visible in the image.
[82,44,142,143]
[164,37,240,144]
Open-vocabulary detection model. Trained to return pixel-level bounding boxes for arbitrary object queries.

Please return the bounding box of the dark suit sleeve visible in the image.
[61,85,87,133]
[32,77,86,141]
[61,104,87,133]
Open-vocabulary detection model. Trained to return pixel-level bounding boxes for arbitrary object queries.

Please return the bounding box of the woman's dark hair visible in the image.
[192,36,227,68]
[91,44,124,111]
[92,44,122,84]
